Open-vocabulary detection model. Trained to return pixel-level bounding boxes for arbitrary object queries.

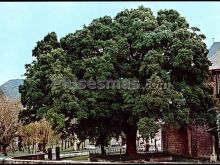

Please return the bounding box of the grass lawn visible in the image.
[62,155,89,161]
[60,146,75,153]
[0,150,32,158]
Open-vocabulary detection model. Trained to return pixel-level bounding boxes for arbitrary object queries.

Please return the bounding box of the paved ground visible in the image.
[1,146,218,164]
[45,150,89,160]
[1,158,218,164]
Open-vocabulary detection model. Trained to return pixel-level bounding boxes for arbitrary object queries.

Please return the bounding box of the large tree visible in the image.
[19,6,216,157]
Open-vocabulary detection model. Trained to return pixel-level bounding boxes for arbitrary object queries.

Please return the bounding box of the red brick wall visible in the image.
[190,126,197,156]
[192,125,213,158]
[163,125,189,155]
[162,125,213,158]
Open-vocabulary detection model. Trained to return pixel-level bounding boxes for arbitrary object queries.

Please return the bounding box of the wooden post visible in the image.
[48,148,52,160]
[68,139,70,148]
[64,139,67,149]
[55,147,60,160]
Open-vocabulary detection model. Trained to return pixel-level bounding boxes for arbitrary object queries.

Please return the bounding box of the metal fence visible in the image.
[89,148,158,155]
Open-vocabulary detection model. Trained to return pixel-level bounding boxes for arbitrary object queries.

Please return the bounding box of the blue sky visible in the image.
[0,2,220,85]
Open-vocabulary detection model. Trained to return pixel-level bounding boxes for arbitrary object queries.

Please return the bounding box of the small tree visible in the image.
[18,122,37,153]
[35,118,55,153]
[0,95,21,156]
[19,118,55,153]
[137,117,161,152]
[137,117,160,143]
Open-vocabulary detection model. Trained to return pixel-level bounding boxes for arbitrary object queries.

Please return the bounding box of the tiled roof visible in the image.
[208,42,220,70]
[208,42,220,58]
[209,51,220,70]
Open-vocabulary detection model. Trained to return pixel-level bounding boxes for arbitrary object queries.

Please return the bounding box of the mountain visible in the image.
[0,79,24,101]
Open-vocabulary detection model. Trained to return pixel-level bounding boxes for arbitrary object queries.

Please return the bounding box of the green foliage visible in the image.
[19,32,61,125]
[19,6,216,155]
[137,117,159,139]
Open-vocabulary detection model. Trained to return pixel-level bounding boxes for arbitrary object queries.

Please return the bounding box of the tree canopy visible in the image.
[19,6,216,157]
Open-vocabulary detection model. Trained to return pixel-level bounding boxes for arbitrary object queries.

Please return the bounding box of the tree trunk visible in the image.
[32,141,34,153]
[100,132,106,156]
[122,137,126,145]
[101,143,106,156]
[2,144,8,156]
[77,142,81,150]
[145,137,150,153]
[18,136,23,151]
[82,140,85,150]
[12,140,15,155]
[43,142,47,153]
[124,124,137,158]
[64,139,67,149]
[61,139,64,150]
[38,142,42,151]
[32,141,35,154]
[27,138,31,153]
[27,142,31,153]
[137,137,140,147]
[67,139,70,148]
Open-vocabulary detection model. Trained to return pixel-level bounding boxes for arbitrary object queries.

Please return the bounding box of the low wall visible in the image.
[13,153,45,160]
[0,159,72,164]
[90,152,211,162]
[90,152,169,162]
[0,158,112,164]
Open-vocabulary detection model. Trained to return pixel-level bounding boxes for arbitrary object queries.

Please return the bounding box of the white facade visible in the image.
[137,129,162,152]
